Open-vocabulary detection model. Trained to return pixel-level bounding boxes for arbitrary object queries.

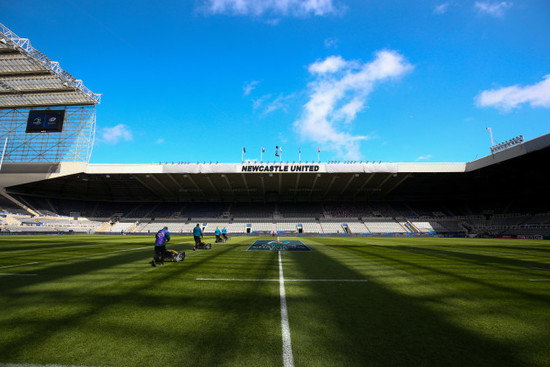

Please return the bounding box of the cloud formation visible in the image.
[474,1,512,17]
[253,93,295,115]
[294,50,413,159]
[243,80,260,96]
[434,2,451,15]
[476,75,550,111]
[201,0,342,17]
[99,124,133,144]
[416,154,433,161]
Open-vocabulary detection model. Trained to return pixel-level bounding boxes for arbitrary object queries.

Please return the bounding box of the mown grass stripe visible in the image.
[0,363,104,367]
[0,262,39,270]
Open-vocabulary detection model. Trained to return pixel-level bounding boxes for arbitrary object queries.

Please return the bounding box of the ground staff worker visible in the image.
[215,227,222,243]
[193,224,202,251]
[152,226,170,266]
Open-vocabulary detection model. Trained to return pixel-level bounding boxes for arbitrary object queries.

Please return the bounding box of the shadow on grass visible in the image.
[0,243,285,366]
[370,245,550,303]
[285,245,530,367]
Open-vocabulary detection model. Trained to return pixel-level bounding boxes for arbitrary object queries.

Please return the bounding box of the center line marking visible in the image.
[279,251,294,367]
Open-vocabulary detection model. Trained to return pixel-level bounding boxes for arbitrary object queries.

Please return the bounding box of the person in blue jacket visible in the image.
[222,227,228,241]
[193,224,202,251]
[152,226,170,267]
[215,227,222,243]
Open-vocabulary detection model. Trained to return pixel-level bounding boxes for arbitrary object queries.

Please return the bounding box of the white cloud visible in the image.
[201,0,343,17]
[156,138,165,144]
[474,1,512,17]
[254,93,295,115]
[324,37,338,49]
[434,2,451,14]
[416,154,432,161]
[100,124,133,144]
[476,75,550,111]
[294,50,413,160]
[243,80,260,96]
[308,55,347,74]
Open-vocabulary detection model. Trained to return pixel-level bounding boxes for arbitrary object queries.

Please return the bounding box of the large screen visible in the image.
[26,110,65,133]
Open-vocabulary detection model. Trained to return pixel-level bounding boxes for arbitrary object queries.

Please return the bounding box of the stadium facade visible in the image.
[0,23,549,238]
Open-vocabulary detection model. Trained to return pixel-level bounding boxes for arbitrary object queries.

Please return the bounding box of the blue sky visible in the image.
[2,0,549,164]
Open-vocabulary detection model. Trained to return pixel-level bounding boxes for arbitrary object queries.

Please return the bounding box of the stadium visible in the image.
[1,22,550,367]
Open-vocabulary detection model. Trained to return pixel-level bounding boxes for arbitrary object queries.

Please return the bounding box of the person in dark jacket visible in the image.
[152,226,170,267]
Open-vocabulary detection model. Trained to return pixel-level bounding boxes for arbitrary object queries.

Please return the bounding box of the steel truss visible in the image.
[0,106,96,163]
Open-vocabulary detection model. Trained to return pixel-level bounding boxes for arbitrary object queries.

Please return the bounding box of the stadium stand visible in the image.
[1,22,548,239]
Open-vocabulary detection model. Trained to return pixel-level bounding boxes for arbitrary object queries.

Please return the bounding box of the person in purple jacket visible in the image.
[152,226,170,267]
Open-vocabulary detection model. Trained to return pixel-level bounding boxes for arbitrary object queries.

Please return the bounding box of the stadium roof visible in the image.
[1,134,548,207]
[0,23,101,108]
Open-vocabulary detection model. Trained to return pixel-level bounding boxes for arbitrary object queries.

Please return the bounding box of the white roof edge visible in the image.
[85,162,467,174]
[86,164,164,174]
[397,162,466,173]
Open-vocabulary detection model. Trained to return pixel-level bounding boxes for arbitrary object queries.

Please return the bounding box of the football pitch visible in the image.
[1,235,549,367]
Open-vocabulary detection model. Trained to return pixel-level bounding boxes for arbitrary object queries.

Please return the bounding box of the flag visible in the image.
[279,146,283,152]
[317,147,320,153]
[275,146,279,157]
[261,147,265,153]
[299,147,301,153]
[243,147,246,153]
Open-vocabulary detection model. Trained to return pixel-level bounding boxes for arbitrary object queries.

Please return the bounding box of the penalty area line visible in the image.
[529,278,550,282]
[196,278,368,282]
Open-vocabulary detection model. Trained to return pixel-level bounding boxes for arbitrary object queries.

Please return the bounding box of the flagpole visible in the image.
[261,148,263,163]
[317,147,320,163]
[299,148,301,163]
[241,148,244,163]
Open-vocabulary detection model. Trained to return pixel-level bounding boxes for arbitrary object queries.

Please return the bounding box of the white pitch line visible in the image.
[196,278,368,282]
[279,251,294,367]
[0,262,39,270]
[529,279,550,282]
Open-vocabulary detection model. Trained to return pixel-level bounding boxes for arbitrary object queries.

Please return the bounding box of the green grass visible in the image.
[1,235,549,367]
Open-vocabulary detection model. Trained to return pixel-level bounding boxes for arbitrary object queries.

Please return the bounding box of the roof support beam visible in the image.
[166,173,184,192]
[183,174,205,199]
[385,173,411,196]
[293,173,301,199]
[354,173,376,199]
[205,175,220,199]
[149,174,175,199]
[241,173,251,200]
[323,175,338,199]
[132,175,161,200]
[339,174,357,196]
[377,173,394,192]
[309,173,321,200]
